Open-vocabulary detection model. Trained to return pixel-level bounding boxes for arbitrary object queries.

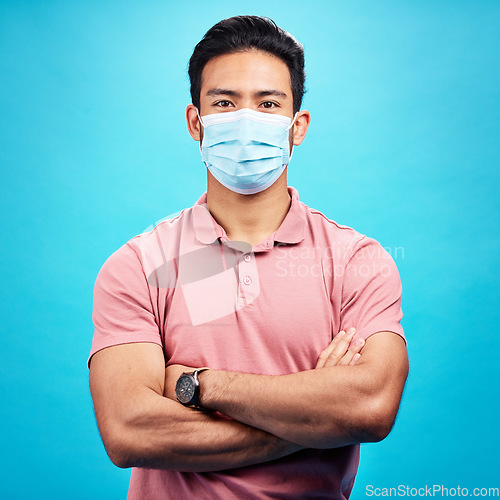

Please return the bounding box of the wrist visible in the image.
[198,368,225,410]
[197,368,211,408]
[174,368,210,408]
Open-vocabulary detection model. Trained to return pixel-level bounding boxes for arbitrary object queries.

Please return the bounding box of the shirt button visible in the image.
[244,255,251,262]
[243,276,252,285]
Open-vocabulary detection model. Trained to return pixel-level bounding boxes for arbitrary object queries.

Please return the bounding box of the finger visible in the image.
[350,353,361,365]
[324,328,357,366]
[336,337,365,366]
[315,327,357,368]
[315,330,347,368]
[316,327,356,368]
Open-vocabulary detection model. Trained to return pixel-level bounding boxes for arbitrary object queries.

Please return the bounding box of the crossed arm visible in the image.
[89,328,408,471]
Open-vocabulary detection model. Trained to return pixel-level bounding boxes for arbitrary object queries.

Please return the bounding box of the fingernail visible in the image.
[353,354,361,362]
[337,330,346,337]
[348,327,356,335]
[355,338,365,346]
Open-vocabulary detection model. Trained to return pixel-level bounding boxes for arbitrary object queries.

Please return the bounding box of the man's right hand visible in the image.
[315,327,364,368]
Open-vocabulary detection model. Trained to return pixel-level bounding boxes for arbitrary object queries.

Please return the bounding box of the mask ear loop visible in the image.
[286,112,299,163]
[286,112,299,131]
[196,108,205,153]
[196,108,205,128]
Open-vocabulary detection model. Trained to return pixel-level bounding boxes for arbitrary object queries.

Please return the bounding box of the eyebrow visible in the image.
[206,88,288,99]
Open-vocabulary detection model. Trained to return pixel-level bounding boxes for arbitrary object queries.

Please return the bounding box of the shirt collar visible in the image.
[192,186,306,247]
[273,186,307,245]
[192,193,224,245]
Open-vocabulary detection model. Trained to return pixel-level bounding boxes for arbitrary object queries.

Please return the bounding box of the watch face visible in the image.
[176,375,195,404]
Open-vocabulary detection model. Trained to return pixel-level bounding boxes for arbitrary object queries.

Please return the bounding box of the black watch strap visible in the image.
[176,368,209,408]
[192,368,208,408]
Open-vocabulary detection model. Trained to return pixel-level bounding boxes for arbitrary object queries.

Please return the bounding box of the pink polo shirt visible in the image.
[89,186,405,499]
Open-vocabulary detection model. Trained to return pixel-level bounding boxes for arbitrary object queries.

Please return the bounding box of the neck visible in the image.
[206,170,291,247]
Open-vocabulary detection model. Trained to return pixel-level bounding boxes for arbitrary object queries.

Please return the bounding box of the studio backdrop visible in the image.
[0,1,498,498]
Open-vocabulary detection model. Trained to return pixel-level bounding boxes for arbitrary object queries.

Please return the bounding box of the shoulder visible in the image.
[300,201,367,258]
[128,208,187,252]
[98,206,192,283]
[298,200,397,268]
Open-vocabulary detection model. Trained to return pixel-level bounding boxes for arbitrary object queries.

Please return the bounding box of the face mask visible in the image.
[199,108,296,195]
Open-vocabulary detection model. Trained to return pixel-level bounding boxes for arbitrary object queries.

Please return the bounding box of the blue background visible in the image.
[1,1,499,498]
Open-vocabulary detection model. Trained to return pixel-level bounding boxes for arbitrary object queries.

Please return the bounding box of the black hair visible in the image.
[188,15,305,114]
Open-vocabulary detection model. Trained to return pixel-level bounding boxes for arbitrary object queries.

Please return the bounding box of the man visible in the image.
[88,15,408,499]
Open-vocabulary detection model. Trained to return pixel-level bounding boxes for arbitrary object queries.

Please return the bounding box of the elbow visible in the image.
[363,419,394,443]
[98,411,149,469]
[101,425,136,469]
[304,397,398,448]
[354,363,408,444]
[100,412,177,470]
[108,447,132,469]
[357,396,400,443]
[108,450,130,469]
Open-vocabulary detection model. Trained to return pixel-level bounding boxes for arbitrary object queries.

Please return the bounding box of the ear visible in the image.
[292,110,311,146]
[186,104,202,141]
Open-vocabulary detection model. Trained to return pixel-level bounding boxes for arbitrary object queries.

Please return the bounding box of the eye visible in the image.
[214,100,233,108]
[260,101,279,110]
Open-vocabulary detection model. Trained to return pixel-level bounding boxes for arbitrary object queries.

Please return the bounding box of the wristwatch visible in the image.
[175,369,208,408]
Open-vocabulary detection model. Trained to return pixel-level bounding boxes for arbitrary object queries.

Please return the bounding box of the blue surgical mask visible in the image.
[199,108,296,195]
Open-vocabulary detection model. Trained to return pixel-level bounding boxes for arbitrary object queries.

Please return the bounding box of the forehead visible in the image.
[201,50,292,94]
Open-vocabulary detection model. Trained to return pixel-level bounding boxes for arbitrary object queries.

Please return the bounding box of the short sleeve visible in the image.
[340,236,405,343]
[88,242,162,368]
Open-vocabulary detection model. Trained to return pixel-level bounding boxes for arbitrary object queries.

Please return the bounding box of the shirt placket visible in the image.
[237,251,260,308]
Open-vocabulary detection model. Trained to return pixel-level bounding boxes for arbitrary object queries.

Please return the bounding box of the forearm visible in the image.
[199,361,401,449]
[109,387,303,471]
